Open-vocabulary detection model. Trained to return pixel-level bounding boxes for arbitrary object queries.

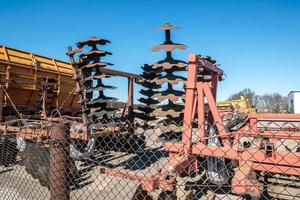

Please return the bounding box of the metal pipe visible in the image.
[99,67,141,80]
[127,78,134,122]
[0,85,3,122]
[67,46,89,136]
[50,123,70,200]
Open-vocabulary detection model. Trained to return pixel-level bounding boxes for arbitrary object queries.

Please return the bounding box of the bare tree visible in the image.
[259,93,288,113]
[228,89,288,113]
[228,88,257,107]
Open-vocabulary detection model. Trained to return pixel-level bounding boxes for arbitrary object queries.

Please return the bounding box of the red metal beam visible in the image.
[165,142,300,168]
[197,55,224,76]
[99,67,140,80]
[248,113,300,120]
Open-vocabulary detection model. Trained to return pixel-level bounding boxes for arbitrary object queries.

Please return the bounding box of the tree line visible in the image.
[228,88,288,113]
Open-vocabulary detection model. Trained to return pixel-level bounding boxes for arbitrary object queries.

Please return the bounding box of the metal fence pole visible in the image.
[0,85,3,122]
[50,123,70,200]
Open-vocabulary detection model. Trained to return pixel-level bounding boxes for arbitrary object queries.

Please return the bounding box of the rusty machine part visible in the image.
[67,36,144,152]
[0,40,141,141]
[217,95,256,123]
[136,64,161,122]
[38,77,59,118]
[0,45,79,121]
[0,38,144,191]
[67,36,118,136]
[151,23,187,121]
[153,54,300,198]
[101,54,300,199]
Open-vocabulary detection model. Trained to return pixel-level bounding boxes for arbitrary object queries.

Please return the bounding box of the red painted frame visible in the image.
[101,54,300,197]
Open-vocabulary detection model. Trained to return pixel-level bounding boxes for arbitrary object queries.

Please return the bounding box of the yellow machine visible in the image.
[0,45,78,120]
[217,96,249,110]
[217,96,255,119]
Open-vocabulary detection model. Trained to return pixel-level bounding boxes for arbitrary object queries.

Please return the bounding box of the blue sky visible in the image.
[1,0,299,101]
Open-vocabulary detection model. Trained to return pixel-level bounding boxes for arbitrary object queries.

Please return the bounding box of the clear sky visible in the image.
[1,0,299,102]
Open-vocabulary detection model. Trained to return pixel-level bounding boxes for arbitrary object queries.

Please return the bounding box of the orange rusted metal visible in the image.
[104,53,300,197]
[0,45,79,121]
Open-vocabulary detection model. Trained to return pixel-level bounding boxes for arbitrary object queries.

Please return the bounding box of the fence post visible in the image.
[0,85,3,122]
[127,77,134,123]
[50,123,70,200]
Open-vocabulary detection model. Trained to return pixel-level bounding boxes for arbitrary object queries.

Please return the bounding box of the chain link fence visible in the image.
[1,118,300,200]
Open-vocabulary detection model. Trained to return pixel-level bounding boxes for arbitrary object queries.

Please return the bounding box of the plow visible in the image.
[0,24,300,200]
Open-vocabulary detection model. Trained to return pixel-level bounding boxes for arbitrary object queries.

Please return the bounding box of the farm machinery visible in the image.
[0,40,141,139]
[217,95,256,122]
[101,54,300,199]
[0,39,143,186]
[0,23,300,199]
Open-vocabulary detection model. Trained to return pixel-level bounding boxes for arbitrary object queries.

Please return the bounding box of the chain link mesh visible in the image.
[1,118,300,200]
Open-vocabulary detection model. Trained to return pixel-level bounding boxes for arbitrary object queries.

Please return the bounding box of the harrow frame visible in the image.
[101,54,300,197]
[159,54,300,196]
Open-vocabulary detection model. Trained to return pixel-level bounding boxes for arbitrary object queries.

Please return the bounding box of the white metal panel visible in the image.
[288,91,300,113]
[294,92,300,114]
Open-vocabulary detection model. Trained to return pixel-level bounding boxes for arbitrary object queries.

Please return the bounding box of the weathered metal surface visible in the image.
[0,45,79,120]
[49,123,70,200]
[67,36,118,135]
[77,36,110,48]
[98,67,141,80]
[152,93,184,102]
[151,44,186,52]
[154,74,186,85]
[0,85,3,121]
[152,58,186,70]
[156,54,300,197]
[0,45,141,121]
[136,64,160,121]
[151,23,187,119]
[102,53,300,199]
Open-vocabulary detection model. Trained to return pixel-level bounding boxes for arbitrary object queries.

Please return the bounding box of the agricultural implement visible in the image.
[102,54,300,199]
[0,45,79,121]
[0,40,143,186]
[1,24,300,199]
[217,96,256,122]
[0,41,141,140]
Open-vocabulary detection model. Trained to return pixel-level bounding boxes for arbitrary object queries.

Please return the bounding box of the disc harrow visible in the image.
[136,64,161,122]
[151,23,187,120]
[1,23,300,200]
[67,36,118,133]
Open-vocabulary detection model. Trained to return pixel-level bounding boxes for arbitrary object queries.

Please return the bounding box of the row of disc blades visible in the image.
[67,36,117,129]
[145,23,187,119]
